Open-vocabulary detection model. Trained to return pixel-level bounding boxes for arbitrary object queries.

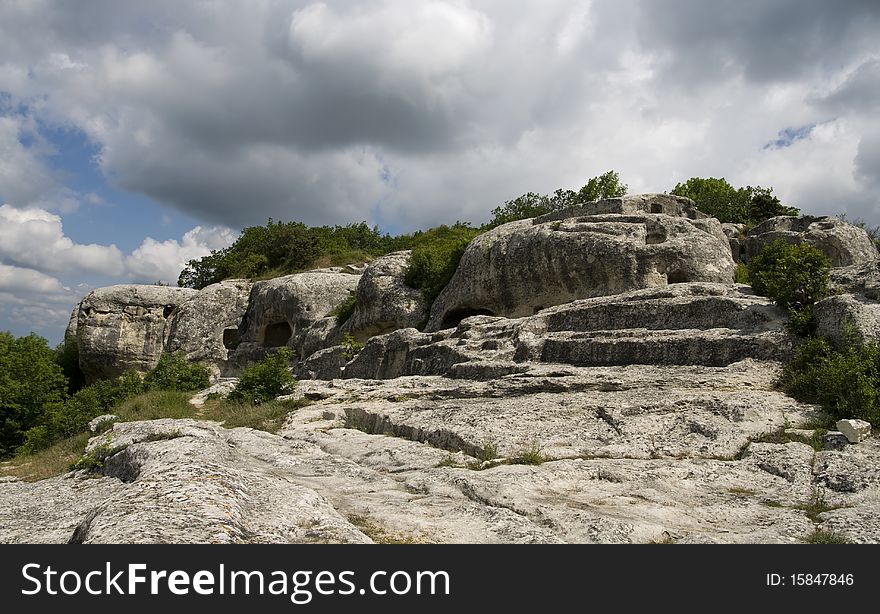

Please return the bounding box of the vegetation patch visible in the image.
[69,443,128,474]
[229,348,296,404]
[330,293,358,326]
[803,529,850,544]
[341,333,365,361]
[143,352,211,392]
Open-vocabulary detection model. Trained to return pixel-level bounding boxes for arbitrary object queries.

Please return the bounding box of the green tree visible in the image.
[486,171,628,228]
[671,178,798,225]
[404,223,481,306]
[747,240,831,335]
[0,332,68,457]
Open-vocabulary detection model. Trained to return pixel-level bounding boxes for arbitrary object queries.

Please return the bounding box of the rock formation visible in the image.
[165,279,252,374]
[426,194,735,331]
[745,215,878,267]
[342,251,427,340]
[7,196,880,544]
[76,285,198,382]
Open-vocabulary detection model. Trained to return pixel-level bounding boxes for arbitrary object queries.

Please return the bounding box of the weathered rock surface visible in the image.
[231,270,360,367]
[427,195,735,331]
[8,360,880,544]
[723,223,747,261]
[164,280,252,377]
[343,251,426,340]
[745,216,878,267]
[339,283,792,381]
[76,285,198,382]
[813,293,880,345]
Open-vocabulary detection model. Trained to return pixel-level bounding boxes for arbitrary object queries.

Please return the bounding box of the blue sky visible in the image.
[1,0,879,345]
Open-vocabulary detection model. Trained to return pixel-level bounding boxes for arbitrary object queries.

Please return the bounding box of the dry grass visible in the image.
[0,432,91,482]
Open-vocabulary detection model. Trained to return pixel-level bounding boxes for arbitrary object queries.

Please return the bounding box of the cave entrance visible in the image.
[262,321,292,347]
[223,328,241,350]
[667,270,689,284]
[440,307,495,330]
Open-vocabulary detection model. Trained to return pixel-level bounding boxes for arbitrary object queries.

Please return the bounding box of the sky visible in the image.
[1,0,879,344]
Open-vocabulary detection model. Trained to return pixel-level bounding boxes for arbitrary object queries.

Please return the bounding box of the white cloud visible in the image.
[126,225,237,283]
[0,204,125,276]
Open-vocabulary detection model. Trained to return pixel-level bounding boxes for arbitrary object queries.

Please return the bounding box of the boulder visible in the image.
[342,251,427,340]
[75,285,198,382]
[723,223,747,261]
[426,194,736,331]
[813,294,880,345]
[231,269,360,364]
[830,260,880,300]
[837,419,871,444]
[745,216,878,267]
[165,279,252,373]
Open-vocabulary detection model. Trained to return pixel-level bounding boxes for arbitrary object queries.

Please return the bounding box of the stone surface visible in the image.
[88,414,118,433]
[342,251,427,341]
[7,359,871,544]
[231,270,360,367]
[344,283,793,380]
[813,294,880,345]
[745,216,878,267]
[836,419,871,444]
[723,223,747,261]
[830,260,880,300]
[427,195,735,331]
[76,285,198,382]
[165,280,252,374]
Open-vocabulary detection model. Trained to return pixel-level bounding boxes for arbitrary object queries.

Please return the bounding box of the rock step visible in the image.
[542,294,781,333]
[532,329,793,367]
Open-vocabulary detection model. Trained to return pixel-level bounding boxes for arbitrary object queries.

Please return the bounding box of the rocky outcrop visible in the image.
[76,285,198,382]
[230,269,360,367]
[342,251,427,340]
[165,279,252,373]
[745,216,879,267]
[427,195,735,331]
[9,360,880,544]
[723,223,747,261]
[813,294,880,345]
[338,283,791,381]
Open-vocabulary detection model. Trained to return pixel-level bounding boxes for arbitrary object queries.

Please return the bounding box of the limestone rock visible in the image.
[346,283,792,379]
[231,270,360,366]
[813,294,880,345]
[165,279,252,373]
[88,414,118,433]
[342,251,427,340]
[427,194,735,331]
[76,285,198,382]
[836,419,871,444]
[723,223,747,261]
[830,260,880,300]
[823,432,849,451]
[745,216,878,267]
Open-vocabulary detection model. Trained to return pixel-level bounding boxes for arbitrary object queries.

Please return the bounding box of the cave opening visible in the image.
[262,321,292,347]
[223,328,241,350]
[440,307,495,330]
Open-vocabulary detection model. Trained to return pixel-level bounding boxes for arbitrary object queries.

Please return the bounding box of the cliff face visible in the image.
[4,195,880,544]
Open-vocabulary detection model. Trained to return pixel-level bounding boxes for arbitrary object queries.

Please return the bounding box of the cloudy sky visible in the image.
[1,0,879,344]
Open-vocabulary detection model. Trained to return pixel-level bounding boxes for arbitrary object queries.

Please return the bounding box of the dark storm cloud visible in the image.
[636,0,880,84]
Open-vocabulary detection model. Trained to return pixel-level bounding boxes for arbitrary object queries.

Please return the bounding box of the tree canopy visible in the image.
[671,177,798,225]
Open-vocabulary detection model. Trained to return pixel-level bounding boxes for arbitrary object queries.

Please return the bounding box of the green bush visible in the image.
[780,337,880,427]
[143,352,211,392]
[330,293,358,326]
[341,332,365,361]
[54,337,86,395]
[230,348,296,404]
[404,223,481,306]
[0,332,69,458]
[747,240,831,335]
[671,178,798,225]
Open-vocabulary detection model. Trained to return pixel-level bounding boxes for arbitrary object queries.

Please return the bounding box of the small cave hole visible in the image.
[162,305,174,318]
[223,328,241,350]
[440,307,495,330]
[650,203,664,214]
[667,270,689,284]
[262,321,292,347]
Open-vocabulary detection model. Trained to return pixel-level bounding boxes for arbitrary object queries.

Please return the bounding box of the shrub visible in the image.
[143,352,211,392]
[747,240,831,335]
[331,293,358,326]
[780,337,880,427]
[734,262,750,284]
[341,332,364,361]
[0,332,69,458]
[54,337,86,395]
[404,223,481,306]
[230,348,296,404]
